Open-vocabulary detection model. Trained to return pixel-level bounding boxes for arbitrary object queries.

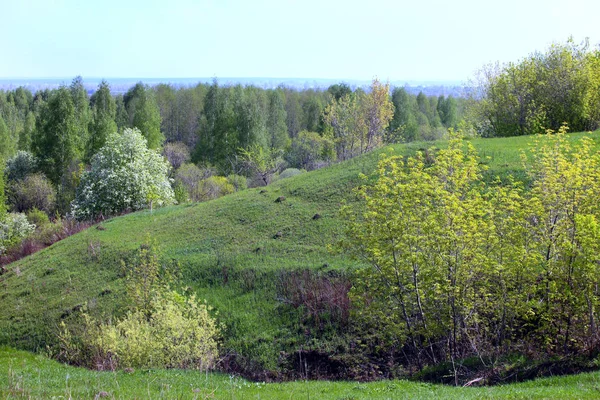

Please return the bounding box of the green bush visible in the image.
[0,212,35,254]
[173,181,188,204]
[226,174,248,192]
[5,151,38,182]
[82,290,219,370]
[8,173,56,213]
[276,168,305,180]
[26,207,50,227]
[58,240,220,370]
[197,176,234,201]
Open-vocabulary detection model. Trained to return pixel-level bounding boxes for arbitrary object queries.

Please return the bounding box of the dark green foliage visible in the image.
[32,87,79,186]
[114,95,129,131]
[284,89,303,138]
[327,83,352,101]
[5,151,38,182]
[69,76,91,154]
[194,80,237,168]
[437,95,458,128]
[0,159,6,217]
[8,173,56,213]
[301,91,325,133]
[389,87,418,142]
[195,81,281,172]
[19,111,36,151]
[124,83,164,149]
[266,89,288,150]
[0,115,14,160]
[87,80,117,160]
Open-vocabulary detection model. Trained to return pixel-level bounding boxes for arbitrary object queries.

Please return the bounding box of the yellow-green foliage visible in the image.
[89,290,219,369]
[341,127,600,370]
[197,176,234,201]
[60,241,219,370]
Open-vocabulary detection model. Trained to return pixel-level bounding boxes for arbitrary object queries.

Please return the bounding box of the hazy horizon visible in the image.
[0,76,467,97]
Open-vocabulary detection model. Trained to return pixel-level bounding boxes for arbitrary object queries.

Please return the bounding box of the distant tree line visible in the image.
[0,77,465,217]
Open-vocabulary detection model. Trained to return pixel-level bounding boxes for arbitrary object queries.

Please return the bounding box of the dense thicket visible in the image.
[469,39,600,137]
[342,127,600,382]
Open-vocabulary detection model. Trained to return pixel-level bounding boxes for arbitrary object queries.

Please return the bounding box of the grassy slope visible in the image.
[3,347,600,399]
[1,132,600,370]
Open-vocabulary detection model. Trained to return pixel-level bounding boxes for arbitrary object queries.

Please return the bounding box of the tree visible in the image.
[389,87,418,142]
[32,87,79,185]
[70,76,91,153]
[327,83,352,101]
[0,115,15,160]
[266,89,289,150]
[194,80,237,169]
[0,159,6,217]
[284,89,302,138]
[523,125,600,351]
[324,79,393,160]
[340,132,495,375]
[71,128,174,220]
[285,130,335,170]
[301,91,324,133]
[437,95,458,128]
[19,111,36,151]
[87,80,117,160]
[362,78,394,151]
[163,142,191,170]
[5,151,38,182]
[239,144,284,186]
[174,163,208,202]
[124,83,164,149]
[323,91,364,161]
[468,39,599,137]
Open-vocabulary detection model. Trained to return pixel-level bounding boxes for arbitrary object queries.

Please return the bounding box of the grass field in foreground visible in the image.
[2,348,600,399]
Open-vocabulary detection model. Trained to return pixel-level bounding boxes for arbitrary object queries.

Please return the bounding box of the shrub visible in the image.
[285,131,335,170]
[68,290,220,370]
[174,163,213,202]
[5,151,38,182]
[71,128,174,220]
[173,181,188,204]
[197,176,234,201]
[26,207,50,227]
[8,173,56,213]
[276,168,305,181]
[162,142,191,170]
[0,213,36,255]
[58,241,220,370]
[226,174,248,192]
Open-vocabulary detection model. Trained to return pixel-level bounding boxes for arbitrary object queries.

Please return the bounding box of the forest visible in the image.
[2,39,600,390]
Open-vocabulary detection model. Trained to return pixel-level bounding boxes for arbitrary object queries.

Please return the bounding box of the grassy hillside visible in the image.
[1,132,600,374]
[3,347,600,399]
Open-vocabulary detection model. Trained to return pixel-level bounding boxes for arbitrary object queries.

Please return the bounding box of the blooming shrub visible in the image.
[0,212,36,255]
[71,128,174,220]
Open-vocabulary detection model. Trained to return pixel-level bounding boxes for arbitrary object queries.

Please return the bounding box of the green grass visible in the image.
[1,131,600,371]
[2,347,600,399]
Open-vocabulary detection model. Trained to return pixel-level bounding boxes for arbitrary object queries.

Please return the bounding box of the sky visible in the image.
[1,0,599,83]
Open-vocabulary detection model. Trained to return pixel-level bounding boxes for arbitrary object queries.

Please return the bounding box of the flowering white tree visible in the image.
[71,128,174,220]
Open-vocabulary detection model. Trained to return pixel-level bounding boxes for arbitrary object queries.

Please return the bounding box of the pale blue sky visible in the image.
[1,0,598,82]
